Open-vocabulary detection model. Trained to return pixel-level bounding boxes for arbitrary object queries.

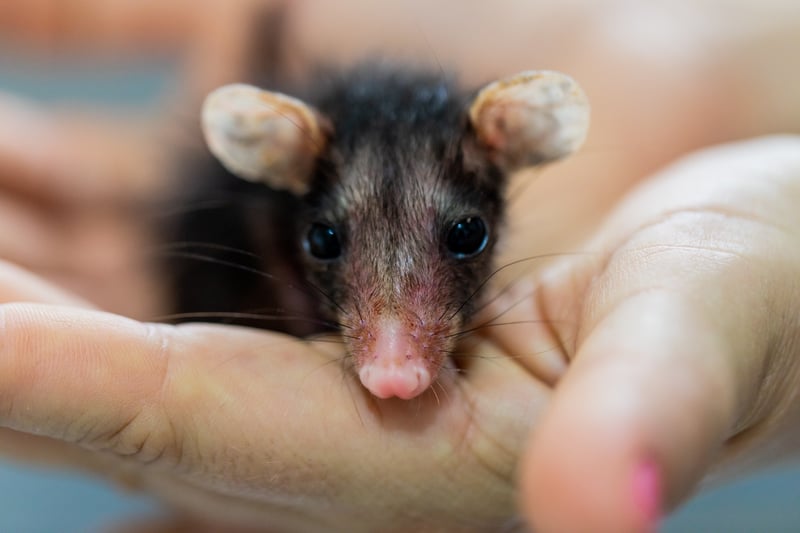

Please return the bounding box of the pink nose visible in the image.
[359,362,432,400]
[356,316,434,399]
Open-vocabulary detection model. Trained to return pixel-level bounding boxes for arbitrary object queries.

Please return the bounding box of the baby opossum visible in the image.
[165,63,589,399]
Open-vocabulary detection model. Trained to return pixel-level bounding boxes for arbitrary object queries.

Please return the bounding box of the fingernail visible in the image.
[633,457,662,532]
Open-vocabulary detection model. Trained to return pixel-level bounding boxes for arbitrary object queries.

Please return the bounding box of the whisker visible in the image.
[304,337,347,345]
[430,384,441,407]
[345,376,367,429]
[446,251,594,323]
[305,275,348,318]
[447,318,573,339]
[153,310,339,328]
[153,247,349,318]
[408,14,449,101]
[152,250,282,280]
[145,195,256,219]
[447,338,571,363]
[446,352,506,367]
[306,330,348,343]
[434,379,451,405]
[152,241,261,259]
[325,351,369,428]
[310,354,349,372]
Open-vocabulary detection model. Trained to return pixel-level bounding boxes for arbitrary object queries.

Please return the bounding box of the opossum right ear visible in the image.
[202,84,330,196]
[468,70,590,172]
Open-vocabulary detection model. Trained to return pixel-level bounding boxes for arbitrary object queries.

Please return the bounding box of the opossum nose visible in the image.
[358,362,431,400]
[356,317,433,399]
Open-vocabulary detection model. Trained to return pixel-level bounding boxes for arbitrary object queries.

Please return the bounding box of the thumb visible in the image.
[520,290,746,533]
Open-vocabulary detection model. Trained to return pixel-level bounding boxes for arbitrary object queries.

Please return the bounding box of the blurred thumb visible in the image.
[520,290,742,533]
[0,91,164,204]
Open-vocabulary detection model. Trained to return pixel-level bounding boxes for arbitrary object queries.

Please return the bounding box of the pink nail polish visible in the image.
[633,458,662,532]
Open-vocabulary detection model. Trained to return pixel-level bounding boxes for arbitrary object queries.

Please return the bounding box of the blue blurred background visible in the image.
[0,53,799,533]
[2,457,800,532]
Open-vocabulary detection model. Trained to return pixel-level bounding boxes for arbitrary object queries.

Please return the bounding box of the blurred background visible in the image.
[0,1,799,531]
[0,458,798,531]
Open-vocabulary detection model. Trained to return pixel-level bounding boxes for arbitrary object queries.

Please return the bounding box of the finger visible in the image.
[0,0,236,52]
[0,303,337,454]
[477,272,576,386]
[0,260,90,306]
[443,334,553,488]
[0,193,66,268]
[0,263,144,479]
[0,265,121,468]
[0,92,166,204]
[0,302,359,526]
[0,199,162,317]
[0,304,167,444]
[519,135,800,532]
[520,289,755,533]
[0,302,544,529]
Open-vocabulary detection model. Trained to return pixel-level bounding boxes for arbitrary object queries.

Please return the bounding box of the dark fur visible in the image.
[162,64,508,342]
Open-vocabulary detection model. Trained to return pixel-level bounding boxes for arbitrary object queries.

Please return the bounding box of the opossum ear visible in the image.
[468,70,589,172]
[202,84,330,196]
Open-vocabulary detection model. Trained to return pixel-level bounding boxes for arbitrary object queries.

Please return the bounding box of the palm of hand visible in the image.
[0,93,799,533]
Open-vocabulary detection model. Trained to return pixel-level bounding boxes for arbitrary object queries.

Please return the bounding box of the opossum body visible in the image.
[168,64,589,400]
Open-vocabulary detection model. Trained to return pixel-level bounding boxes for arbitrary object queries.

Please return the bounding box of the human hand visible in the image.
[505,135,800,532]
[0,79,554,527]
[0,258,547,532]
[0,91,168,319]
[2,2,800,531]
[1,136,798,533]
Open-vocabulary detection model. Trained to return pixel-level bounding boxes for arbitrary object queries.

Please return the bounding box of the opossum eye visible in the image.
[446,217,488,259]
[306,223,342,260]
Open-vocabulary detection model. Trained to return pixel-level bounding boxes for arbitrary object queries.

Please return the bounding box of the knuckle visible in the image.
[81,323,186,468]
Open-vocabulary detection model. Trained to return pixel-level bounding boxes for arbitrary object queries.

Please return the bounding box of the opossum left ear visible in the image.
[202,84,330,196]
[468,70,590,172]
